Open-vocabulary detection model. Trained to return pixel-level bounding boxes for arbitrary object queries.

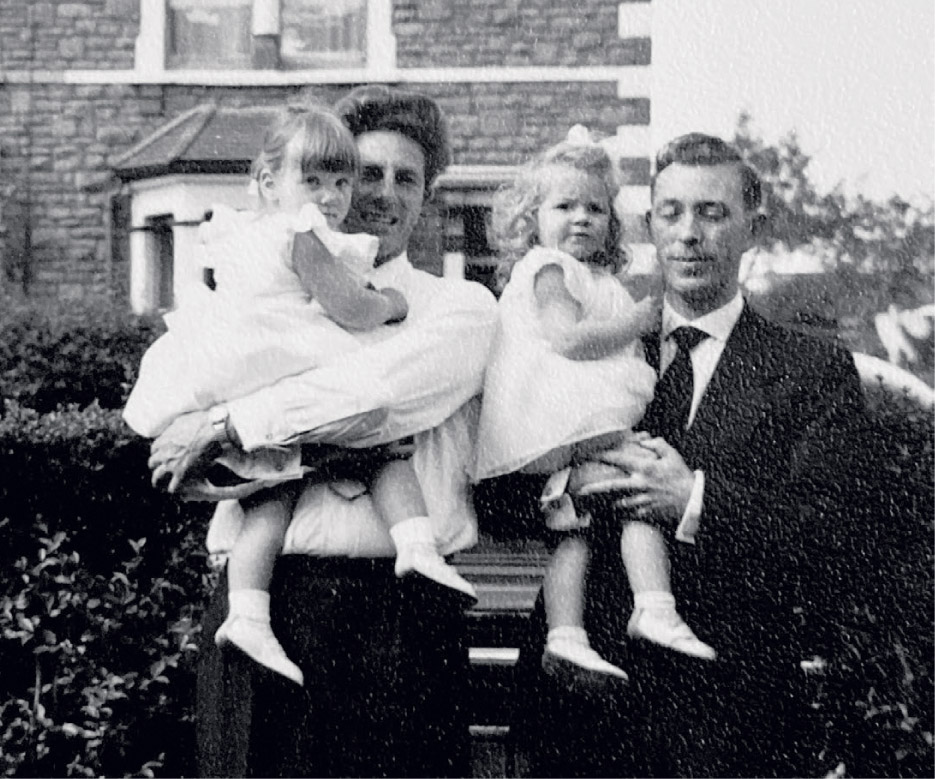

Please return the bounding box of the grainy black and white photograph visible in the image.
[0,1,932,777]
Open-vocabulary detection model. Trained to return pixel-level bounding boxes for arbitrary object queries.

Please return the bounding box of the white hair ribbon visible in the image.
[565,124,598,147]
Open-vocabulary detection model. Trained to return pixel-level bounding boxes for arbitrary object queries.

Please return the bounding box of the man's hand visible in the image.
[149,410,225,494]
[574,437,694,524]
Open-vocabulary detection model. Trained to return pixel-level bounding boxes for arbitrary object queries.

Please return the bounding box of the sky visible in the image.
[651,0,934,202]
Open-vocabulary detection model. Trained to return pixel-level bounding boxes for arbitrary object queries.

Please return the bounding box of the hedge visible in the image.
[0,294,164,414]
[0,401,214,777]
[1,297,210,777]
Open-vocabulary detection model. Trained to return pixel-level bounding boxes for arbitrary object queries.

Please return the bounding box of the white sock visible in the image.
[389,516,436,551]
[228,589,271,622]
[547,625,590,647]
[633,590,676,611]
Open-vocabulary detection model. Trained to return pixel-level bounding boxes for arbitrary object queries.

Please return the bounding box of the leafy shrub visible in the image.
[0,294,164,413]
[826,387,934,776]
[0,401,213,777]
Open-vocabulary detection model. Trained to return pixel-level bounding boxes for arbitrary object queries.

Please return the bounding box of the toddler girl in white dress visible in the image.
[124,103,476,685]
[474,127,716,681]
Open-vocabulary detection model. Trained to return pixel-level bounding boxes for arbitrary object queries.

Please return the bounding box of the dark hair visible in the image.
[653,133,762,211]
[250,101,360,188]
[333,85,451,193]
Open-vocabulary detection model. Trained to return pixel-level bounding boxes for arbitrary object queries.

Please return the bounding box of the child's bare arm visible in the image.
[534,265,656,361]
[292,231,408,330]
[533,264,583,334]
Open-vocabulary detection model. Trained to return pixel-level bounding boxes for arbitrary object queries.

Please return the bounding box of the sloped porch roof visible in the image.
[108,103,277,182]
[90,103,517,195]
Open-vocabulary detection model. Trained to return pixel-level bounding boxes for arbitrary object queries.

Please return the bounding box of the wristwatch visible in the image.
[208,404,233,446]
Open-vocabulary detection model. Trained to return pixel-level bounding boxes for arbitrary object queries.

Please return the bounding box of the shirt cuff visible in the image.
[226,393,284,451]
[675,470,704,544]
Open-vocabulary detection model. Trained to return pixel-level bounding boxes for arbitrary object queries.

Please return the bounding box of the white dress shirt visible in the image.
[660,292,746,428]
[661,291,746,542]
[207,253,498,558]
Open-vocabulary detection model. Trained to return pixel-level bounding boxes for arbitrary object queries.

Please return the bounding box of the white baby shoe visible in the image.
[215,614,304,685]
[628,607,717,660]
[395,544,478,603]
[542,638,629,680]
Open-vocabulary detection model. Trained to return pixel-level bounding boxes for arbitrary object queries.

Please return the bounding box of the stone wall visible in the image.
[0,0,650,302]
[394,0,649,67]
[0,1,138,71]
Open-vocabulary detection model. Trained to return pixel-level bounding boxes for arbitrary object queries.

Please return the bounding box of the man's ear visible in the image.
[258,169,277,203]
[644,209,653,238]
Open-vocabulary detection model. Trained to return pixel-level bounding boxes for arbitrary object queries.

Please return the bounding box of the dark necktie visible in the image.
[652,326,708,446]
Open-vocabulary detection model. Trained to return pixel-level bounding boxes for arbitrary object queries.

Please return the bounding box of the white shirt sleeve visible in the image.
[675,470,705,544]
[226,273,498,451]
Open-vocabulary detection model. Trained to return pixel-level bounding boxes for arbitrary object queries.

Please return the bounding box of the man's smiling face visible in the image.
[343,131,427,264]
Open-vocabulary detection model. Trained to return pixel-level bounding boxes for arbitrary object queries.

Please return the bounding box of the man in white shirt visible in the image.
[500,133,867,777]
[149,86,497,777]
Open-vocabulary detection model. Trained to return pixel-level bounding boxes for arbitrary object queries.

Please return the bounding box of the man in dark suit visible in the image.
[499,133,868,777]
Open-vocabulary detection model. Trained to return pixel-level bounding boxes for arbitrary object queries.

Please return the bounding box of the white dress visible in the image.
[123,203,379,438]
[473,247,657,480]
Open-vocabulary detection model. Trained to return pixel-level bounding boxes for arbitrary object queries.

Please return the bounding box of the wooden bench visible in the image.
[456,552,547,778]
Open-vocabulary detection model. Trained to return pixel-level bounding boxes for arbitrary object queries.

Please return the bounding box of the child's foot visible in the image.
[395,544,477,603]
[542,638,629,681]
[215,614,304,685]
[627,607,717,660]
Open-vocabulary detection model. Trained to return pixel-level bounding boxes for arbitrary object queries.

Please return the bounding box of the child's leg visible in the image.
[227,492,291,593]
[541,534,628,679]
[216,486,304,684]
[621,521,716,660]
[370,458,476,601]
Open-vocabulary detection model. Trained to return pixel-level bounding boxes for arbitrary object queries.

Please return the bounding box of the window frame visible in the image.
[135,0,395,78]
[433,165,518,294]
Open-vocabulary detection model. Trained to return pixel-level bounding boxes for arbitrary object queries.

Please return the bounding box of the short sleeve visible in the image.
[519,247,596,312]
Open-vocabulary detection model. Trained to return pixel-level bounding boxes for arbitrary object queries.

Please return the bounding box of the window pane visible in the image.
[167,0,253,69]
[281,0,367,68]
[148,216,175,310]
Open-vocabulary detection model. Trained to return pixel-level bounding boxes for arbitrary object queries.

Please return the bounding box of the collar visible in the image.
[662,292,745,344]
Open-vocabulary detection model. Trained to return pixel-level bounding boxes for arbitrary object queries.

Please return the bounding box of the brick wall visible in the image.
[430,83,649,164]
[394,0,649,67]
[0,1,138,71]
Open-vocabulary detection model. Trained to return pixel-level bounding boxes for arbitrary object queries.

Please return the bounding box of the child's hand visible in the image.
[623,271,663,303]
[381,287,409,323]
[629,287,662,335]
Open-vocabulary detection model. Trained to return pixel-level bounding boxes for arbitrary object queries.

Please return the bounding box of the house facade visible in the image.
[0,0,654,311]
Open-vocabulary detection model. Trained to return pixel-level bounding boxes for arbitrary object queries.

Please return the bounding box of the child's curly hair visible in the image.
[492,140,624,269]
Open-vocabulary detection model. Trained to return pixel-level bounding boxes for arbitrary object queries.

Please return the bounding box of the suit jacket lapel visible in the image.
[682,306,772,465]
